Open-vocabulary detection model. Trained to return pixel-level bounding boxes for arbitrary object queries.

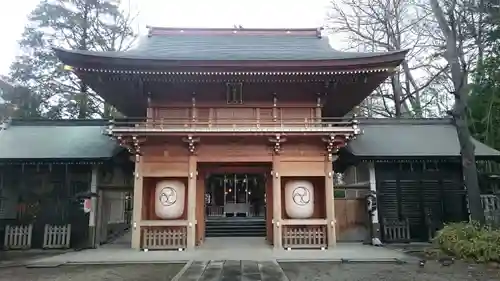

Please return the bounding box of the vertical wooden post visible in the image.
[88,165,99,248]
[368,162,381,241]
[187,155,197,250]
[272,154,282,249]
[131,156,143,250]
[325,160,336,247]
[95,189,104,246]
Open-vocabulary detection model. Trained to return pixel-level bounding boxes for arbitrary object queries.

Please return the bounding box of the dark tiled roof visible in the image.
[0,119,120,161]
[347,118,500,159]
[54,27,407,62]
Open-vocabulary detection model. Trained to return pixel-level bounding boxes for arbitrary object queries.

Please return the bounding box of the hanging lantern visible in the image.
[284,180,314,219]
[155,180,185,219]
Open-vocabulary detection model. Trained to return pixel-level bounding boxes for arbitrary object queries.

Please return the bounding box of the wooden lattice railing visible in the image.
[282,225,327,249]
[481,195,500,213]
[142,227,187,250]
[382,218,411,243]
[43,224,71,249]
[107,117,360,135]
[207,206,224,217]
[4,224,33,250]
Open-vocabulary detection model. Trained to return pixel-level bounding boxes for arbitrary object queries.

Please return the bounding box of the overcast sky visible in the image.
[0,0,331,75]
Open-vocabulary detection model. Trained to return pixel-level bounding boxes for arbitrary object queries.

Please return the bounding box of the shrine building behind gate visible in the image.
[54,27,408,250]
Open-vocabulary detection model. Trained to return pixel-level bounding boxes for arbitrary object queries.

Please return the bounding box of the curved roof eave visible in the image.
[53,47,409,70]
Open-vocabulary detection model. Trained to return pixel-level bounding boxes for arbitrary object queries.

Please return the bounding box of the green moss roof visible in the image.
[0,119,120,161]
[347,118,500,159]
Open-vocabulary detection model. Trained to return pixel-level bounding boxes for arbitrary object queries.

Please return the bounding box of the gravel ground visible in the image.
[0,264,185,281]
[280,261,500,281]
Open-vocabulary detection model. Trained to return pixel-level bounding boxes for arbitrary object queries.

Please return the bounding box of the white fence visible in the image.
[43,224,71,249]
[4,224,33,250]
[481,194,500,226]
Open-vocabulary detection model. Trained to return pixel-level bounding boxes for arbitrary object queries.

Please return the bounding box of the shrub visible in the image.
[433,221,500,262]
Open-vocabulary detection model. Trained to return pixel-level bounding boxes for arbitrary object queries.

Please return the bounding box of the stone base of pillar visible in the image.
[131,226,141,250]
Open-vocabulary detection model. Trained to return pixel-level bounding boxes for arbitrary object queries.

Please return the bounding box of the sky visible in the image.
[0,0,332,76]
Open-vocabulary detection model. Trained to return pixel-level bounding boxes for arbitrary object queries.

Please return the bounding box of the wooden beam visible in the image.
[140,220,189,226]
[131,156,144,250]
[325,160,336,247]
[281,219,327,225]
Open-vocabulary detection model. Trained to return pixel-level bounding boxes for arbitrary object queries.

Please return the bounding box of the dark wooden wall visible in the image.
[375,161,468,242]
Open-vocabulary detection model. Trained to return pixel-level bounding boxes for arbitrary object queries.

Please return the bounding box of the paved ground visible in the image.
[280,261,500,281]
[0,264,185,281]
[0,250,68,268]
[0,260,499,280]
[27,238,411,266]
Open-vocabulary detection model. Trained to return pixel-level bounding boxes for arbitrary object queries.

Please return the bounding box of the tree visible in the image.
[9,0,137,119]
[0,77,46,120]
[469,6,500,145]
[327,0,447,117]
[428,0,486,223]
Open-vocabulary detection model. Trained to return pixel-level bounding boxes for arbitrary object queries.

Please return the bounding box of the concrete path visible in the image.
[25,238,415,267]
[173,260,288,281]
[101,231,132,249]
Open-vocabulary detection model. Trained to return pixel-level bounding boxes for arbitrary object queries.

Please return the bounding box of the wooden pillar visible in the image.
[88,165,99,248]
[131,156,144,250]
[187,155,197,250]
[272,154,282,249]
[325,160,336,247]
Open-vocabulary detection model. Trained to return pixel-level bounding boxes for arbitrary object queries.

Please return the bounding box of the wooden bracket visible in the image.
[117,135,146,157]
[268,134,287,155]
[321,134,346,161]
[182,135,200,155]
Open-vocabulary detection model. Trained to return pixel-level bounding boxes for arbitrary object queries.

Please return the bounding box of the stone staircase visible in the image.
[205,217,266,237]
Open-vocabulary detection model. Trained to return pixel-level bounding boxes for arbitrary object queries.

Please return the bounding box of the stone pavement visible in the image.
[1,259,499,281]
[26,238,414,267]
[173,260,288,281]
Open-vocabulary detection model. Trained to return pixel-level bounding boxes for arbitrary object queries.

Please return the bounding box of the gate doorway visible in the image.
[205,173,266,218]
[204,173,267,238]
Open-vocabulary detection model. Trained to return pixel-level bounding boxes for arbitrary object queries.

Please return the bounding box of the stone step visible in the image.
[206,218,266,237]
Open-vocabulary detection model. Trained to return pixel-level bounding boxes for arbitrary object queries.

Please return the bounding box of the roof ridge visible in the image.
[10,118,110,127]
[358,117,453,125]
[147,26,324,38]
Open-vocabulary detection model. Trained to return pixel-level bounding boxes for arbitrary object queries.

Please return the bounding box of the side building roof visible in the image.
[345,118,500,159]
[0,119,121,163]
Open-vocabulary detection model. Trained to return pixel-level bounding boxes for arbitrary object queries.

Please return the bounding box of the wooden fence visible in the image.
[43,224,71,249]
[207,206,224,217]
[4,224,33,250]
[142,227,187,250]
[282,225,327,249]
[481,194,500,213]
[481,194,500,226]
[382,218,411,243]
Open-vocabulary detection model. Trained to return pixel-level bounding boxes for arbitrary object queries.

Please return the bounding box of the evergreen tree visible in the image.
[8,0,136,119]
[469,9,500,149]
[0,77,45,120]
